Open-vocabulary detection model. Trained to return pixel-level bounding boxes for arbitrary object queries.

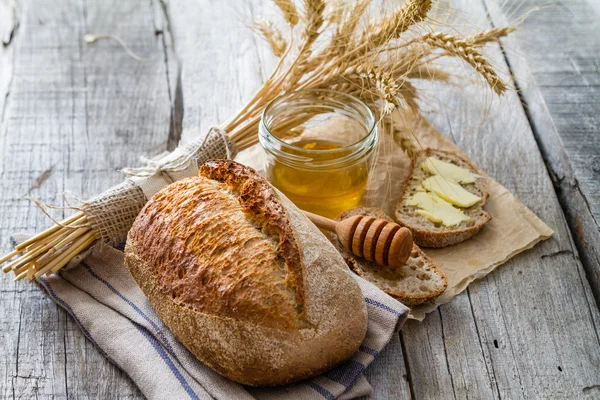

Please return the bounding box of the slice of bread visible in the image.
[326,207,447,306]
[395,148,491,248]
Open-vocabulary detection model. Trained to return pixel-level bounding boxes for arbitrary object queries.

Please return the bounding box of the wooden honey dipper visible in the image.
[304,211,413,268]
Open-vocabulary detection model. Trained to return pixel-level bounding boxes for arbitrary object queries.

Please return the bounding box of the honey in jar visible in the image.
[259,89,377,218]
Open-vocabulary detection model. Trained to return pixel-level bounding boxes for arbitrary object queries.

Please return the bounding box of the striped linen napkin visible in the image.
[23,240,408,399]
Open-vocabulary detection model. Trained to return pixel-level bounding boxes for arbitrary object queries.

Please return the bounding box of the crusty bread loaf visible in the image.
[395,149,491,248]
[124,160,367,386]
[326,207,447,306]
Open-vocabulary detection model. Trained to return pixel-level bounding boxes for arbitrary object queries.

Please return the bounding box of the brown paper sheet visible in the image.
[236,111,553,321]
[372,112,553,320]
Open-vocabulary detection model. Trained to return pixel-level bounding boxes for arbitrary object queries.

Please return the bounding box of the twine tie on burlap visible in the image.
[81,127,237,247]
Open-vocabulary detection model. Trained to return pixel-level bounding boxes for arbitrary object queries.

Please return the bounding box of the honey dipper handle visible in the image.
[304,211,337,232]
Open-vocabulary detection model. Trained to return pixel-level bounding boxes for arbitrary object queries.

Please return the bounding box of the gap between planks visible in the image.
[483,0,600,325]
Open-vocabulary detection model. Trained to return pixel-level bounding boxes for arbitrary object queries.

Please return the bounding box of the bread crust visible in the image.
[125,160,367,386]
[394,149,491,248]
[326,207,447,306]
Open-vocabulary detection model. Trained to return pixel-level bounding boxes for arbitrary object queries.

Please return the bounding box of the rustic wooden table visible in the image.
[1,0,599,398]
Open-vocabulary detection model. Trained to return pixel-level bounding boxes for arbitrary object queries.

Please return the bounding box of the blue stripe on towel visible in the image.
[325,359,365,388]
[37,278,124,374]
[83,264,176,355]
[305,381,336,400]
[365,297,402,316]
[40,277,199,400]
[359,345,379,357]
[133,324,200,400]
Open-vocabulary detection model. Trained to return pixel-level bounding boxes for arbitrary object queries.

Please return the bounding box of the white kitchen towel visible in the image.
[26,242,409,400]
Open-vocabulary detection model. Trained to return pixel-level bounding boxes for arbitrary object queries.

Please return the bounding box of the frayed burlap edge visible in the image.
[81,127,237,246]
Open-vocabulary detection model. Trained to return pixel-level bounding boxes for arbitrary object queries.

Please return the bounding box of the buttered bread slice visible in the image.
[326,207,447,306]
[395,149,491,248]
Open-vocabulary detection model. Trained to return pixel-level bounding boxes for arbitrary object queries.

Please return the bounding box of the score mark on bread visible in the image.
[129,163,304,329]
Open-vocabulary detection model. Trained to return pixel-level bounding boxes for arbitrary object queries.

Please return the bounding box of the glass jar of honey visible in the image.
[259,89,377,218]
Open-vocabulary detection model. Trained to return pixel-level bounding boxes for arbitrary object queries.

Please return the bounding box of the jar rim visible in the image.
[260,88,377,154]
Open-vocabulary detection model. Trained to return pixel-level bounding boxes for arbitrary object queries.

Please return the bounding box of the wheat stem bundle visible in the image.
[1,0,514,282]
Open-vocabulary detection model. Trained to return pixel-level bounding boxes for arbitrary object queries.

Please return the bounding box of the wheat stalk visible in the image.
[273,0,299,26]
[325,0,345,24]
[283,0,325,90]
[254,18,287,57]
[332,0,370,53]
[420,32,507,94]
[300,0,370,76]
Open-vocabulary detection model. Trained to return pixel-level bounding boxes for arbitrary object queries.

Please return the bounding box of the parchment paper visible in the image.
[236,111,553,321]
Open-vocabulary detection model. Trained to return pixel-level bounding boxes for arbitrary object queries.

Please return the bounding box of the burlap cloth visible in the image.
[82,127,235,246]
[236,111,553,320]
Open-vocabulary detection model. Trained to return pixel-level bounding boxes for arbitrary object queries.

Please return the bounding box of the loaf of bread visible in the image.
[326,207,447,306]
[395,149,491,248]
[124,160,368,386]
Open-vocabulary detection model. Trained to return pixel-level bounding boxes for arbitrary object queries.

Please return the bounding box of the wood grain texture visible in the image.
[399,0,600,398]
[165,0,278,143]
[0,0,19,120]
[2,0,600,399]
[362,335,411,399]
[486,0,600,309]
[0,0,173,397]
[166,0,600,398]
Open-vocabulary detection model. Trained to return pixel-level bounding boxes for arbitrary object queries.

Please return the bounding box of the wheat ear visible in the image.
[283,0,325,90]
[273,0,299,26]
[299,0,369,76]
[332,0,370,53]
[467,26,516,46]
[421,32,507,94]
[365,0,432,48]
[302,0,325,50]
[361,67,402,114]
[254,18,287,57]
[406,64,452,81]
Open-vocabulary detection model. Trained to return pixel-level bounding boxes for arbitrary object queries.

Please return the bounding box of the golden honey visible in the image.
[267,139,369,218]
[260,90,377,218]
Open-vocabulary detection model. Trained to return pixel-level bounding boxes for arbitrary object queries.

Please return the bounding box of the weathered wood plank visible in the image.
[0,0,173,397]
[486,0,600,309]
[400,0,600,398]
[0,4,21,398]
[362,335,411,399]
[166,0,278,144]
[0,0,19,119]
[403,294,500,400]
[402,294,503,399]
[3,0,600,399]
